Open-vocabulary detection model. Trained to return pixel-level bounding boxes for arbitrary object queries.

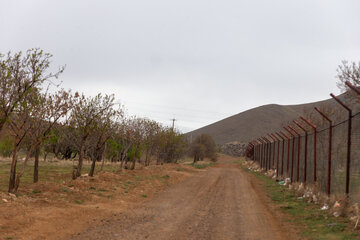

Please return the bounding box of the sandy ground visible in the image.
[72,156,301,240]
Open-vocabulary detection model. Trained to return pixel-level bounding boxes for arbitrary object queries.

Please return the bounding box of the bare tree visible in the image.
[0,49,64,133]
[69,93,115,179]
[143,119,162,166]
[336,60,360,91]
[13,90,73,191]
[88,105,122,176]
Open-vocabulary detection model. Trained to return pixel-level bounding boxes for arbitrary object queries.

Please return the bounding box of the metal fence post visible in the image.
[276,132,286,177]
[253,141,258,162]
[260,138,265,169]
[300,116,317,183]
[314,107,333,196]
[272,133,281,177]
[284,126,296,182]
[280,131,291,178]
[268,134,276,169]
[289,126,301,182]
[331,93,352,195]
[294,120,308,185]
[263,137,271,171]
[258,138,264,168]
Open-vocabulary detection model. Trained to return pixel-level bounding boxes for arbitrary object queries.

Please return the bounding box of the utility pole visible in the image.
[171,118,176,130]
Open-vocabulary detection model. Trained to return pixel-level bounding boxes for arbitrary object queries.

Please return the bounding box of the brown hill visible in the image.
[186,95,350,145]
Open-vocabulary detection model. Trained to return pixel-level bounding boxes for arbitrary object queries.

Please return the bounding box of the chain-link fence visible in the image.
[249,98,360,203]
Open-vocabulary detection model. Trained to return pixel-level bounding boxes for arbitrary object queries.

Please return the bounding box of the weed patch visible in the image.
[60,187,70,192]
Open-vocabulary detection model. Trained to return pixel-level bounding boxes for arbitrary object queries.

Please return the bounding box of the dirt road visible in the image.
[72,157,298,240]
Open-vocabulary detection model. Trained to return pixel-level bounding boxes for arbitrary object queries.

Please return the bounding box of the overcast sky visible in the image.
[1,0,360,132]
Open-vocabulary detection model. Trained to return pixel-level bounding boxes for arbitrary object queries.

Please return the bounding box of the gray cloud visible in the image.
[1,0,360,132]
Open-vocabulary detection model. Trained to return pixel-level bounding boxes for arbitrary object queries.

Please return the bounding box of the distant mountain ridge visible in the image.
[186,95,346,145]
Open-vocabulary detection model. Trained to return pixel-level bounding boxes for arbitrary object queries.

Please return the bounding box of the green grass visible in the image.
[60,187,70,192]
[161,174,170,179]
[96,188,107,192]
[239,161,360,240]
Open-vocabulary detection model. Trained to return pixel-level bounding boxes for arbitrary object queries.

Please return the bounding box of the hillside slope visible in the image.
[187,96,343,145]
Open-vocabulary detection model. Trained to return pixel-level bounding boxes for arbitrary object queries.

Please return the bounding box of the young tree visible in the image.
[190,143,206,163]
[13,90,72,190]
[7,89,39,192]
[69,93,115,179]
[189,134,217,163]
[143,119,162,166]
[0,49,64,133]
[88,105,122,177]
[155,128,187,164]
[122,117,145,170]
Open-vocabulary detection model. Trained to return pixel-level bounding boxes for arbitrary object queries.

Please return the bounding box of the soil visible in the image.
[0,162,194,240]
[72,155,302,240]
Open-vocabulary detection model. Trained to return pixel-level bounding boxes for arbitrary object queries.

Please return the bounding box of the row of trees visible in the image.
[0,49,189,193]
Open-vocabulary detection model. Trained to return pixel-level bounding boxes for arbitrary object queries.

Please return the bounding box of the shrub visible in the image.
[0,136,13,157]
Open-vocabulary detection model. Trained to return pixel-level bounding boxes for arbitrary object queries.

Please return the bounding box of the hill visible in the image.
[186,95,347,145]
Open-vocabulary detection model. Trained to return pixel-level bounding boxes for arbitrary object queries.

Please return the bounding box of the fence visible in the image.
[246,81,360,203]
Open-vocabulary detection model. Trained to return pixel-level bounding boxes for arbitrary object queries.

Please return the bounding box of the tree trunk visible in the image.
[100,156,106,171]
[193,154,199,163]
[8,143,18,193]
[124,157,129,169]
[145,149,150,166]
[119,152,125,171]
[100,144,107,171]
[130,158,136,170]
[33,146,40,183]
[15,142,40,191]
[89,157,96,177]
[76,140,85,178]
[43,151,48,162]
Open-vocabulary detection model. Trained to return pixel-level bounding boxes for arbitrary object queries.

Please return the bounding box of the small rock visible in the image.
[2,199,8,203]
[9,193,16,198]
[333,211,341,217]
[321,204,329,210]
